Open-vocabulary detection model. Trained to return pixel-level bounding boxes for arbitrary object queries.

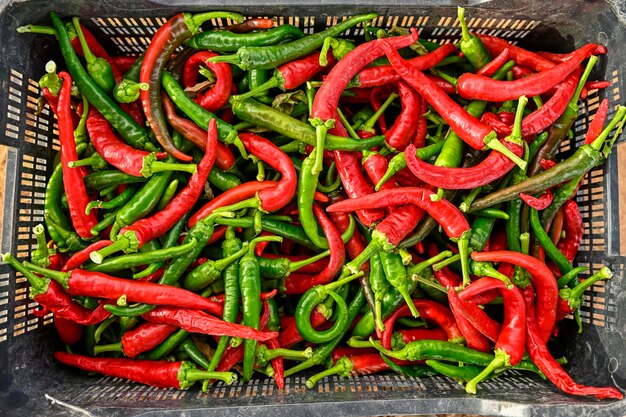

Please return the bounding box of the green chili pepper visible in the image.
[72,18,115,94]
[208,168,241,191]
[84,170,148,190]
[368,252,389,332]
[186,24,305,52]
[208,14,377,70]
[143,329,189,360]
[426,359,484,383]
[530,207,573,274]
[457,7,491,70]
[182,242,250,291]
[240,236,283,381]
[113,79,149,103]
[379,252,419,317]
[181,338,212,370]
[382,354,437,378]
[266,298,281,332]
[86,185,137,215]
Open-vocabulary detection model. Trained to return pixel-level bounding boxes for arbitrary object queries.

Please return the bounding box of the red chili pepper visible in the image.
[520,189,554,210]
[512,64,535,79]
[84,107,170,177]
[369,85,392,133]
[62,240,112,272]
[476,34,556,72]
[57,72,98,238]
[54,352,235,389]
[447,289,492,352]
[556,200,583,263]
[209,289,278,304]
[182,51,232,112]
[584,98,610,144]
[283,205,345,294]
[37,279,110,325]
[412,94,428,148]
[331,119,385,227]
[216,344,244,373]
[522,287,623,399]
[224,18,275,33]
[54,317,83,345]
[385,82,420,151]
[143,306,277,341]
[351,43,457,88]
[428,245,461,289]
[238,132,297,212]
[469,251,558,344]
[113,119,218,253]
[254,231,274,256]
[397,328,448,345]
[381,299,464,349]
[278,310,328,349]
[311,31,418,127]
[331,346,378,363]
[327,188,470,240]
[405,141,522,190]
[477,48,510,77]
[363,152,397,192]
[327,197,370,265]
[339,87,375,104]
[457,44,605,102]
[121,323,178,357]
[462,277,526,394]
[265,337,285,389]
[112,56,137,73]
[377,38,500,153]
[540,159,557,170]
[448,288,501,343]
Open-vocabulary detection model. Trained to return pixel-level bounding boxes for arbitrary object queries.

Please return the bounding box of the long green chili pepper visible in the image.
[379,252,419,317]
[457,7,491,70]
[72,17,115,94]
[530,208,573,274]
[186,24,305,52]
[240,236,283,381]
[181,338,211,370]
[84,170,148,190]
[208,13,377,70]
[369,252,389,332]
[85,186,137,215]
[426,359,484,383]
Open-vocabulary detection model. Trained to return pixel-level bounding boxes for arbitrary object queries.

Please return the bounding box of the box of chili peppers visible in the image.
[0,0,625,415]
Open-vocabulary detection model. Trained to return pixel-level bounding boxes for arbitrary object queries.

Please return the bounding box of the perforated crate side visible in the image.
[0,1,625,416]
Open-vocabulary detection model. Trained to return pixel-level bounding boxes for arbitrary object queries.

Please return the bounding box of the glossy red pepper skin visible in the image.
[86,107,167,177]
[54,317,83,345]
[35,280,110,325]
[122,119,217,246]
[162,94,235,170]
[278,310,328,348]
[477,34,556,72]
[451,284,502,343]
[381,299,463,349]
[62,240,112,272]
[397,328,448,344]
[54,352,183,389]
[239,133,297,212]
[283,205,345,294]
[143,307,277,341]
[585,98,609,144]
[457,44,606,102]
[331,119,385,227]
[405,141,522,190]
[522,287,623,399]
[447,289,492,352]
[477,47,510,77]
[139,14,194,161]
[469,251,558,344]
[57,72,99,238]
[122,323,178,357]
[377,38,494,151]
[183,51,232,112]
[351,43,457,88]
[557,200,583,262]
[265,337,286,389]
[280,50,335,90]
[327,188,470,240]
[520,189,553,210]
[312,31,418,124]
[225,17,275,33]
[412,94,428,148]
[112,56,137,73]
[385,82,420,151]
[327,197,370,265]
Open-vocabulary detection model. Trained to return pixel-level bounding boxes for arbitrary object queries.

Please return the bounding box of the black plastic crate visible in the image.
[0,0,625,415]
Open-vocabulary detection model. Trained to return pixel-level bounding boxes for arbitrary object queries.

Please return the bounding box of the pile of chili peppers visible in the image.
[9,8,623,399]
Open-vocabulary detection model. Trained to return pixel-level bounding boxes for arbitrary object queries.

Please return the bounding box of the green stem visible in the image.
[72,18,96,65]
[32,224,52,267]
[182,368,238,385]
[433,254,460,271]
[93,342,122,355]
[3,253,49,294]
[336,107,360,140]
[289,250,331,272]
[90,237,130,264]
[360,93,399,132]
[557,266,588,289]
[306,356,352,389]
[410,250,453,276]
[566,267,612,302]
[572,56,598,106]
[458,7,471,42]
[465,352,506,394]
[232,77,279,101]
[17,24,57,35]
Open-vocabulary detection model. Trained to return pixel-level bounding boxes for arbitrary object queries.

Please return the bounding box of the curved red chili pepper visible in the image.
[57,72,99,238]
[477,34,556,72]
[412,94,428,148]
[352,43,457,88]
[54,317,83,345]
[112,56,137,73]
[363,152,396,192]
[122,323,178,357]
[339,87,375,104]
[447,289,492,352]
[162,94,235,170]
[239,132,297,212]
[520,189,554,210]
[385,82,420,151]
[278,309,328,348]
[469,251,558,344]
[283,205,345,294]
[35,280,110,325]
[265,337,285,389]
[428,245,462,289]
[448,288,501,343]
[557,200,583,263]
[584,98,609,144]
[457,44,605,102]
[85,107,167,177]
[332,119,385,227]
[280,50,335,90]
[62,240,112,272]
[522,287,623,399]
[183,51,232,113]
[327,196,370,266]
[511,64,534,79]
[477,48,510,77]
[405,141,522,190]
[143,306,277,341]
[121,119,217,246]
[377,38,494,151]
[312,30,418,124]
[381,299,463,349]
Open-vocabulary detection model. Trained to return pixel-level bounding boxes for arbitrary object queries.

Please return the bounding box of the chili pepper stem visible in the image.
[572,56,599,109]
[309,118,334,176]
[141,158,197,178]
[90,236,131,264]
[473,262,513,289]
[414,275,448,293]
[181,367,238,386]
[457,7,472,43]
[347,337,373,349]
[32,224,52,267]
[484,134,527,170]
[184,11,244,33]
[361,93,399,134]
[72,18,96,64]
[232,77,279,101]
[259,346,313,363]
[306,356,353,388]
[336,108,360,140]
[457,234,471,287]
[289,249,331,272]
[433,253,460,271]
[465,350,508,394]
[17,24,57,35]
[562,267,612,308]
[3,253,49,295]
[93,343,122,355]
[68,155,104,168]
[74,94,89,143]
[557,266,588,289]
